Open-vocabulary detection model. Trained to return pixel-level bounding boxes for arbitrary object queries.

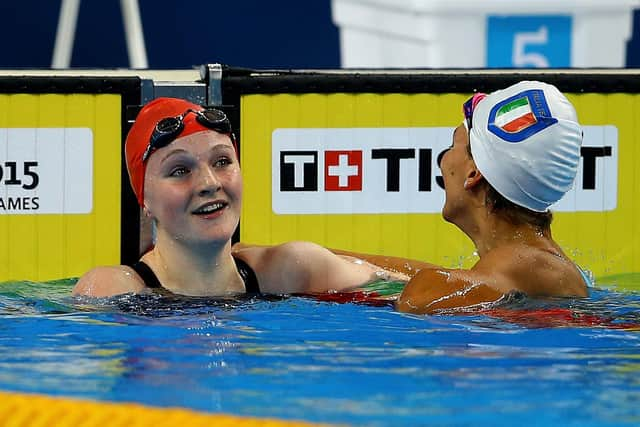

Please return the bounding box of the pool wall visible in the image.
[0,67,638,289]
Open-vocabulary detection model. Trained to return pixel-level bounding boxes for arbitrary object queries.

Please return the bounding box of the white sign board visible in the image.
[0,128,93,214]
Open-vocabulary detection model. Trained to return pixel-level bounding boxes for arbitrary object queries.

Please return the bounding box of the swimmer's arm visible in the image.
[292,243,401,293]
[395,267,506,314]
[72,266,146,297]
[235,242,434,277]
[328,248,437,278]
[235,241,402,294]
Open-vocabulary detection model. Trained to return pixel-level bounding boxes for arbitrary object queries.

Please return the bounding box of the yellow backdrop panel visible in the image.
[240,92,639,279]
[0,94,121,281]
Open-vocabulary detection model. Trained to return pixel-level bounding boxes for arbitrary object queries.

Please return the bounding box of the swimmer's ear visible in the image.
[463,168,484,190]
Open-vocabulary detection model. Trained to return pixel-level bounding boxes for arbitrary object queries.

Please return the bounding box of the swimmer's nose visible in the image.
[196,166,221,196]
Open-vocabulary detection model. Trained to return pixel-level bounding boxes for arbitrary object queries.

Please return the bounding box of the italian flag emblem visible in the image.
[494,96,537,133]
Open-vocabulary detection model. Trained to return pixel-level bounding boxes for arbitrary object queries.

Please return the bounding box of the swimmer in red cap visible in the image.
[73,97,414,297]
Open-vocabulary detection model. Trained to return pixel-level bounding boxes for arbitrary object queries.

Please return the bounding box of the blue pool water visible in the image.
[1,279,640,426]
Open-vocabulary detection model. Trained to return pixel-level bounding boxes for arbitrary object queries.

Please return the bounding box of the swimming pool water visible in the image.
[0,279,639,426]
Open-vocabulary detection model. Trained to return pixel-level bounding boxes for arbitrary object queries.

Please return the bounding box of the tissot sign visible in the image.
[272,127,617,214]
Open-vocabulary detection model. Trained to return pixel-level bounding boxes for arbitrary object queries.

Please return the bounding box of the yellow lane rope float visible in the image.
[0,390,327,427]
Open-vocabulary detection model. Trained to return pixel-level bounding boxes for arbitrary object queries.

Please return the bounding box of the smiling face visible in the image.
[440,124,477,223]
[142,130,242,246]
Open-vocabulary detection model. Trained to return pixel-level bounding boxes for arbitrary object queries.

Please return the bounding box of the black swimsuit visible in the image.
[130,256,261,294]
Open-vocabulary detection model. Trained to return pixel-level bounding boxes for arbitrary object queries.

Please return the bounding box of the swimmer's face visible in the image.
[440,124,475,223]
[143,130,242,245]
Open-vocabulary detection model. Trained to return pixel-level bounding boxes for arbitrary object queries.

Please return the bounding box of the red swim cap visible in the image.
[125,97,219,206]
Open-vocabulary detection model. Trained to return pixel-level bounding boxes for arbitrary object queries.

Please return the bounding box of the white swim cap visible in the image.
[468,81,583,212]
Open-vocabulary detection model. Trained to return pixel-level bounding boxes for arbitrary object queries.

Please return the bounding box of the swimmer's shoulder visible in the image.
[396,243,586,314]
[477,243,588,297]
[232,241,330,293]
[397,242,589,314]
[72,265,147,297]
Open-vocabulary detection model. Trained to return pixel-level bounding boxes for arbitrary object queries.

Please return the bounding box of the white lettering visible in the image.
[283,154,315,189]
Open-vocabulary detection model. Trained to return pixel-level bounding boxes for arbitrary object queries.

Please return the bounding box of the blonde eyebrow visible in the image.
[159,143,234,163]
[160,148,188,163]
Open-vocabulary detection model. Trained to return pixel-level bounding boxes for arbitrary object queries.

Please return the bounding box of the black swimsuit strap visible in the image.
[130,257,260,294]
[130,261,163,289]
[233,256,261,294]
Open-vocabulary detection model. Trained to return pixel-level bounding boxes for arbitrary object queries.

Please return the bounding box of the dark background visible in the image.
[1,1,638,69]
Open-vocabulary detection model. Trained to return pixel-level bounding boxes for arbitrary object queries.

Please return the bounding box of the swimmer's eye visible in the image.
[214,157,232,168]
[169,166,189,177]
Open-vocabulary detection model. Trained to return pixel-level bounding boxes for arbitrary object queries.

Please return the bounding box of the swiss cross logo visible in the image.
[325,150,362,191]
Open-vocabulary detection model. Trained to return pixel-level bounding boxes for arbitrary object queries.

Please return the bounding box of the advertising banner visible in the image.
[0,93,123,281]
[240,91,636,278]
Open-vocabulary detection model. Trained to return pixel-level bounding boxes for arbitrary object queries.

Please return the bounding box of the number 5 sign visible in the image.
[487,16,572,68]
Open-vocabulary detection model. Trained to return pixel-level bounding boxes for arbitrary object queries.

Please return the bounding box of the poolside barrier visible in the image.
[0,66,638,290]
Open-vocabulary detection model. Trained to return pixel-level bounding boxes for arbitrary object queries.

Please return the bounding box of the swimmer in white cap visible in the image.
[394,81,589,314]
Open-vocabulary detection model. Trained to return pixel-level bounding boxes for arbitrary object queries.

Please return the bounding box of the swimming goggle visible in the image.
[436,92,489,169]
[142,108,235,162]
[462,92,487,130]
